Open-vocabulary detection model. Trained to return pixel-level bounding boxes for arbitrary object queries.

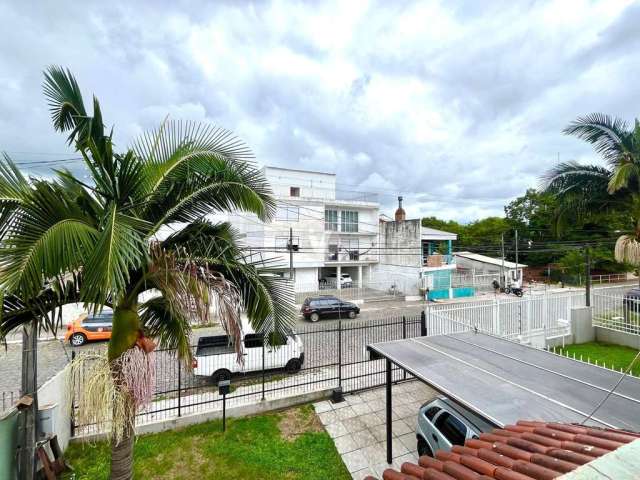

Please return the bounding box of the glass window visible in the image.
[276,206,299,221]
[434,412,467,446]
[341,211,358,232]
[244,334,264,349]
[327,244,338,260]
[345,239,359,260]
[290,187,300,197]
[425,406,440,421]
[325,210,338,231]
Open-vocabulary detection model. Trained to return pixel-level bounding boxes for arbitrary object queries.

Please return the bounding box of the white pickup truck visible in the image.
[192,331,305,383]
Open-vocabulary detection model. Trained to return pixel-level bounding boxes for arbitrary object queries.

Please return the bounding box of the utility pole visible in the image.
[585,247,591,307]
[18,317,38,480]
[515,230,519,286]
[500,233,505,289]
[288,227,294,282]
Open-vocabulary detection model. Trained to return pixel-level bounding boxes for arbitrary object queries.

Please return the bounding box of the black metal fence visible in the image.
[72,312,429,435]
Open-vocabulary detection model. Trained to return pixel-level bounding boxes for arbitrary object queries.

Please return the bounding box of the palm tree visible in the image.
[0,67,294,479]
[544,113,640,282]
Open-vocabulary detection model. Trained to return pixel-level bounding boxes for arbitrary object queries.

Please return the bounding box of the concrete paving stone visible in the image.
[362,443,387,463]
[334,434,358,454]
[331,399,352,410]
[318,410,339,425]
[397,432,418,452]
[394,452,419,465]
[373,461,395,478]
[336,405,358,421]
[342,449,369,473]
[367,398,386,413]
[393,403,414,418]
[346,394,365,405]
[390,437,409,457]
[342,416,367,434]
[325,421,349,439]
[369,424,390,442]
[352,428,377,449]
[359,412,384,428]
[391,419,413,436]
[314,400,333,414]
[351,401,373,416]
[351,467,377,480]
[359,390,379,402]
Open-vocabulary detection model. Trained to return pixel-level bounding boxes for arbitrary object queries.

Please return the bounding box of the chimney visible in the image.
[395,195,406,222]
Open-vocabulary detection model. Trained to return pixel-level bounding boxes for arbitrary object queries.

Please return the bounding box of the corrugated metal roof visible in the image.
[422,227,458,241]
[365,422,639,480]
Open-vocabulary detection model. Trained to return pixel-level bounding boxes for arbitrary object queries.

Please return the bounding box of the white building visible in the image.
[228,166,380,292]
[454,251,527,287]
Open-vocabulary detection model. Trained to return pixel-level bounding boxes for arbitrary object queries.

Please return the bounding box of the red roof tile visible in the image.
[362,421,638,480]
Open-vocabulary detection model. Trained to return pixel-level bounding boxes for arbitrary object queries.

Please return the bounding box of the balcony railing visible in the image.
[423,254,455,267]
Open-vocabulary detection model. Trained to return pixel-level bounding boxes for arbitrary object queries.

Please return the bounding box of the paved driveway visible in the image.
[313,381,437,479]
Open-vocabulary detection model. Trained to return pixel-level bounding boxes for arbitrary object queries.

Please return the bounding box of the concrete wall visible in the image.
[378,219,421,267]
[37,367,71,451]
[596,327,640,349]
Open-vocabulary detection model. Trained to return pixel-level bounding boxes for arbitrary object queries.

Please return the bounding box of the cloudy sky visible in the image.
[1,0,638,221]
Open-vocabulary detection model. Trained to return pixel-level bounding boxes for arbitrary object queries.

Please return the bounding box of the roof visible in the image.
[366,421,640,480]
[367,333,640,431]
[454,251,527,269]
[421,227,458,241]
[262,165,335,177]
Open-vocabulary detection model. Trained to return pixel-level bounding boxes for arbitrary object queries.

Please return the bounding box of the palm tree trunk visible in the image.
[108,305,140,480]
[110,418,134,480]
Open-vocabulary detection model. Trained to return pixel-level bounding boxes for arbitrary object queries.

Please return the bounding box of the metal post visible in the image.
[261,333,266,401]
[177,355,182,417]
[386,359,393,464]
[585,247,591,307]
[338,320,342,389]
[19,317,38,480]
[500,233,505,289]
[402,316,407,380]
[222,393,227,432]
[70,350,76,438]
[420,310,427,337]
[288,227,294,282]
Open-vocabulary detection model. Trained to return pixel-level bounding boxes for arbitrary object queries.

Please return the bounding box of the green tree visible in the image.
[544,113,640,283]
[0,67,294,479]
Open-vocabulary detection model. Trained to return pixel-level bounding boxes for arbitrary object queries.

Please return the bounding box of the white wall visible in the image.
[37,367,71,451]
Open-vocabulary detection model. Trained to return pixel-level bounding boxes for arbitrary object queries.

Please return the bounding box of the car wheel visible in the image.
[310,312,320,322]
[348,310,357,319]
[212,369,232,385]
[70,333,87,347]
[285,358,302,373]
[417,436,433,457]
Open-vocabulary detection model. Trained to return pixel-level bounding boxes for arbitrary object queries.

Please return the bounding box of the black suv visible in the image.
[301,296,360,322]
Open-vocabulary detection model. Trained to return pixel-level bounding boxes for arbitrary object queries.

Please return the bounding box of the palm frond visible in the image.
[0,153,30,241]
[81,204,147,308]
[131,121,275,230]
[0,181,97,297]
[562,113,632,167]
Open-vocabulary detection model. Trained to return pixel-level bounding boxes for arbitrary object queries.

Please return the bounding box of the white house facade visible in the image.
[227,166,380,292]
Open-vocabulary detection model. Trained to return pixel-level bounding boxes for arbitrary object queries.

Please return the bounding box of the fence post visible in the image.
[420,310,427,337]
[177,354,182,417]
[492,298,500,335]
[261,333,266,401]
[70,350,76,437]
[338,320,342,390]
[402,316,407,380]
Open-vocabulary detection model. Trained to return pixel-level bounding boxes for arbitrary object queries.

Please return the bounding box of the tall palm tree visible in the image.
[0,67,294,479]
[544,113,640,282]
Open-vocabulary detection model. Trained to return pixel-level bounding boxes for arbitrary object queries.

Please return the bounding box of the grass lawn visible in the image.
[557,342,640,376]
[63,404,350,480]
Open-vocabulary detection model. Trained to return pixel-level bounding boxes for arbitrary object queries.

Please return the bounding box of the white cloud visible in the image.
[0,0,638,223]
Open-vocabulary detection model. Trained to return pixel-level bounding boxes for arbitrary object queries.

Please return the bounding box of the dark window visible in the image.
[424,406,440,421]
[196,335,233,356]
[325,210,338,231]
[290,187,300,197]
[434,412,467,446]
[244,334,264,349]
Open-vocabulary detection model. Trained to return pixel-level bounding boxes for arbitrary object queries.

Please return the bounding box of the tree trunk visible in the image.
[108,305,140,480]
[110,420,134,480]
[18,317,38,480]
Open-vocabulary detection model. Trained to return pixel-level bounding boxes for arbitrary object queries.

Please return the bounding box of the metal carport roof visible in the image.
[367,331,640,463]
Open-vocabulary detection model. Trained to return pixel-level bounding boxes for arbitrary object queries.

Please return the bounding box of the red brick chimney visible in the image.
[395,196,406,222]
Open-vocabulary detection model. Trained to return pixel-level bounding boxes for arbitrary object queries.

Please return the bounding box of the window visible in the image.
[327,244,338,261]
[434,412,467,446]
[325,210,338,231]
[345,239,359,260]
[276,206,299,221]
[290,187,300,197]
[276,236,299,251]
[341,210,358,232]
[244,334,264,349]
[424,406,440,421]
